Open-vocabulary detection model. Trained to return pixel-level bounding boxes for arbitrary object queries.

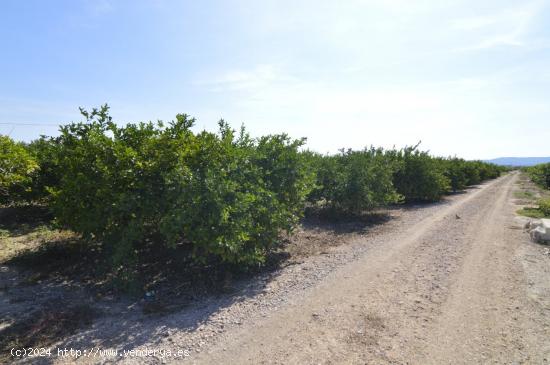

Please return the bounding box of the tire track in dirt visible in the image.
[420,172,549,364]
[190,173,547,364]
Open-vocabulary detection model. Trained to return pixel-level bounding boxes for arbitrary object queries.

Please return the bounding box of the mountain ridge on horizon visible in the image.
[484,157,550,166]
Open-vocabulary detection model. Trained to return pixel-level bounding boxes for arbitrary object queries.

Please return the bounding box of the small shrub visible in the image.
[538,198,550,217]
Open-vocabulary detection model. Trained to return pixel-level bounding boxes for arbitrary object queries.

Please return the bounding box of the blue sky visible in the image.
[1,0,549,159]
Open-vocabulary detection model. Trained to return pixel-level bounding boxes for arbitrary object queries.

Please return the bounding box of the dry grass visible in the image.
[0,205,77,262]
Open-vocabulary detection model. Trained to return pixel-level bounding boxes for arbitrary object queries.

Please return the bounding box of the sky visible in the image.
[1,0,549,159]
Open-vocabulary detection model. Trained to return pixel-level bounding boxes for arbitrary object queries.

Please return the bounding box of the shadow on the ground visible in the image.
[0,188,486,361]
[0,301,98,361]
[445,190,469,196]
[0,229,292,362]
[0,205,54,237]
[302,207,392,235]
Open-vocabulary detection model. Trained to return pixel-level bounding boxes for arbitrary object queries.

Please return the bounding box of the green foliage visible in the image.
[0,135,37,204]
[26,136,62,202]
[517,198,550,219]
[538,198,550,217]
[52,105,313,266]
[468,160,503,184]
[514,190,535,200]
[3,105,507,273]
[305,146,503,210]
[526,163,550,189]
[462,161,481,185]
[442,158,503,192]
[305,148,400,215]
[387,147,502,202]
[475,160,503,181]
[390,146,450,202]
[516,207,547,219]
[442,157,468,192]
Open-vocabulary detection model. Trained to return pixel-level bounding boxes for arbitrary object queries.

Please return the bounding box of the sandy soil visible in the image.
[3,172,549,364]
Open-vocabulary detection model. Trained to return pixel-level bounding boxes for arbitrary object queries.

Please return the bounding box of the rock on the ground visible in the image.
[529,219,550,243]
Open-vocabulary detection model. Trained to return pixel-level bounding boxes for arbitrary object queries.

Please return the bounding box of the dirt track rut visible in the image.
[191,172,550,364]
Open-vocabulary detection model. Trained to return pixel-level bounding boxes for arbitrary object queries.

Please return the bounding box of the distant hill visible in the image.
[485,157,550,166]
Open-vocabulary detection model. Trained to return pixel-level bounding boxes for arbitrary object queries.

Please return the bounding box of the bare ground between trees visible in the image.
[2,172,550,364]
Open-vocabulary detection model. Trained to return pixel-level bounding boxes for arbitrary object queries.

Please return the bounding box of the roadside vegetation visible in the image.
[1,105,506,289]
[525,162,550,190]
[516,163,550,219]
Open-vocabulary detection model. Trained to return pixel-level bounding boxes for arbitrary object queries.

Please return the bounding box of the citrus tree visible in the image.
[52,106,314,267]
[0,135,37,204]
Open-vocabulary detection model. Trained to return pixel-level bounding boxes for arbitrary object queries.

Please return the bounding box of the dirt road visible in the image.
[190,172,550,364]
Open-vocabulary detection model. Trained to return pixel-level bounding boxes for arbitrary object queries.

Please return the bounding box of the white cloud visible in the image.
[452,2,542,51]
[195,64,296,92]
